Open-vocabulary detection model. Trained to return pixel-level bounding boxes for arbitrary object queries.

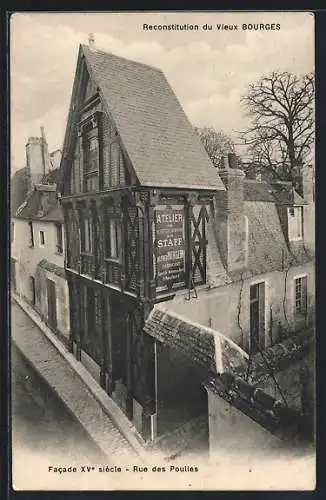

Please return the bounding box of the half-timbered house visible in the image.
[58,38,226,440]
[59,38,315,450]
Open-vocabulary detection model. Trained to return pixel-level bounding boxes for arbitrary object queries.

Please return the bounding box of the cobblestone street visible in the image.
[11,300,138,467]
[12,343,107,464]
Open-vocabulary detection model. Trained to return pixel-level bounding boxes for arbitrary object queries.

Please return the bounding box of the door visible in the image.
[47,279,57,330]
[11,259,16,292]
[250,282,265,354]
[30,276,36,306]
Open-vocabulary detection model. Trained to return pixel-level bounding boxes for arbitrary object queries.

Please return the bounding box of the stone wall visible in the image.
[206,389,282,455]
[161,261,315,352]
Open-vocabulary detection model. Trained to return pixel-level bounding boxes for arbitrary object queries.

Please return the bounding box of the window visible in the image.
[85,135,99,174]
[39,230,45,246]
[110,141,126,187]
[288,206,303,241]
[295,276,307,316]
[81,217,93,254]
[28,221,34,247]
[83,130,99,192]
[105,218,120,259]
[55,223,63,254]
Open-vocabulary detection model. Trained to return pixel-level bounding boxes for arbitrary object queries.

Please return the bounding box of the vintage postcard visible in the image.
[10,11,315,491]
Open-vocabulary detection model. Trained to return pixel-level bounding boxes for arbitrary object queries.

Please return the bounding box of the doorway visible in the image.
[156,342,208,437]
[11,259,16,292]
[30,276,36,306]
[250,281,266,354]
[47,279,57,330]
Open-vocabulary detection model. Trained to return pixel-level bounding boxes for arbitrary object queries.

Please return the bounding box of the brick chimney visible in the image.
[214,153,248,273]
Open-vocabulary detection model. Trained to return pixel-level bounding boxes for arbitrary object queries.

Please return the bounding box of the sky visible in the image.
[10,11,314,172]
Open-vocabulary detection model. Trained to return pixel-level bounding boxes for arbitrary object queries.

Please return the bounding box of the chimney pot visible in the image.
[88,33,95,50]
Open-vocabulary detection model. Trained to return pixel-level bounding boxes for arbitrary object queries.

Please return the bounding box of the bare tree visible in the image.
[239,71,314,182]
[195,126,235,168]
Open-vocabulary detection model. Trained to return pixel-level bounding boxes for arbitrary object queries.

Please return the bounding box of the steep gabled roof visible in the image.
[61,44,225,191]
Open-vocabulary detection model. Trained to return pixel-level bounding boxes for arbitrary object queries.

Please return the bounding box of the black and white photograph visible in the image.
[10,11,315,490]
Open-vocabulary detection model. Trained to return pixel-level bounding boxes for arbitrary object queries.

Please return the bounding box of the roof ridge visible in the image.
[81,44,163,74]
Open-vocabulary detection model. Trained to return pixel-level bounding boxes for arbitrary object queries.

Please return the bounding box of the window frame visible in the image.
[79,207,94,257]
[105,216,121,262]
[249,280,267,353]
[288,205,303,242]
[80,212,93,256]
[294,274,308,317]
[39,230,45,247]
[79,112,102,192]
[84,132,99,176]
[55,222,63,255]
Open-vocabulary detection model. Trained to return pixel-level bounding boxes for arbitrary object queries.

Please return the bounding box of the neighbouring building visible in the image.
[11,132,70,343]
[58,38,315,453]
[11,129,62,214]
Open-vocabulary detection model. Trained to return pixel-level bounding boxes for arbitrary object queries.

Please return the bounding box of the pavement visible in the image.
[12,343,108,464]
[11,294,155,465]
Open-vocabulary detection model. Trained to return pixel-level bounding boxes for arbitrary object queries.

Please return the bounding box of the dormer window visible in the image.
[288,206,303,241]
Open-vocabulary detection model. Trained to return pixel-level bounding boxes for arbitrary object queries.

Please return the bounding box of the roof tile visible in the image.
[82,45,225,191]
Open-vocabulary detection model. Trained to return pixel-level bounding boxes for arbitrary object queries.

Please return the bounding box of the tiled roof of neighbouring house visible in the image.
[204,373,306,439]
[11,167,29,215]
[244,180,306,205]
[241,201,313,277]
[233,327,315,386]
[14,184,63,222]
[143,307,249,375]
[37,259,66,279]
[145,306,310,440]
[78,45,225,191]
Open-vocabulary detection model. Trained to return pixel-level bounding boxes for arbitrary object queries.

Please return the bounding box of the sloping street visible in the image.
[11,300,139,468]
[12,343,107,464]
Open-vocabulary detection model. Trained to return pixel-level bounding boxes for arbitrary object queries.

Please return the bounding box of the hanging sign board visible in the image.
[154,205,186,293]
